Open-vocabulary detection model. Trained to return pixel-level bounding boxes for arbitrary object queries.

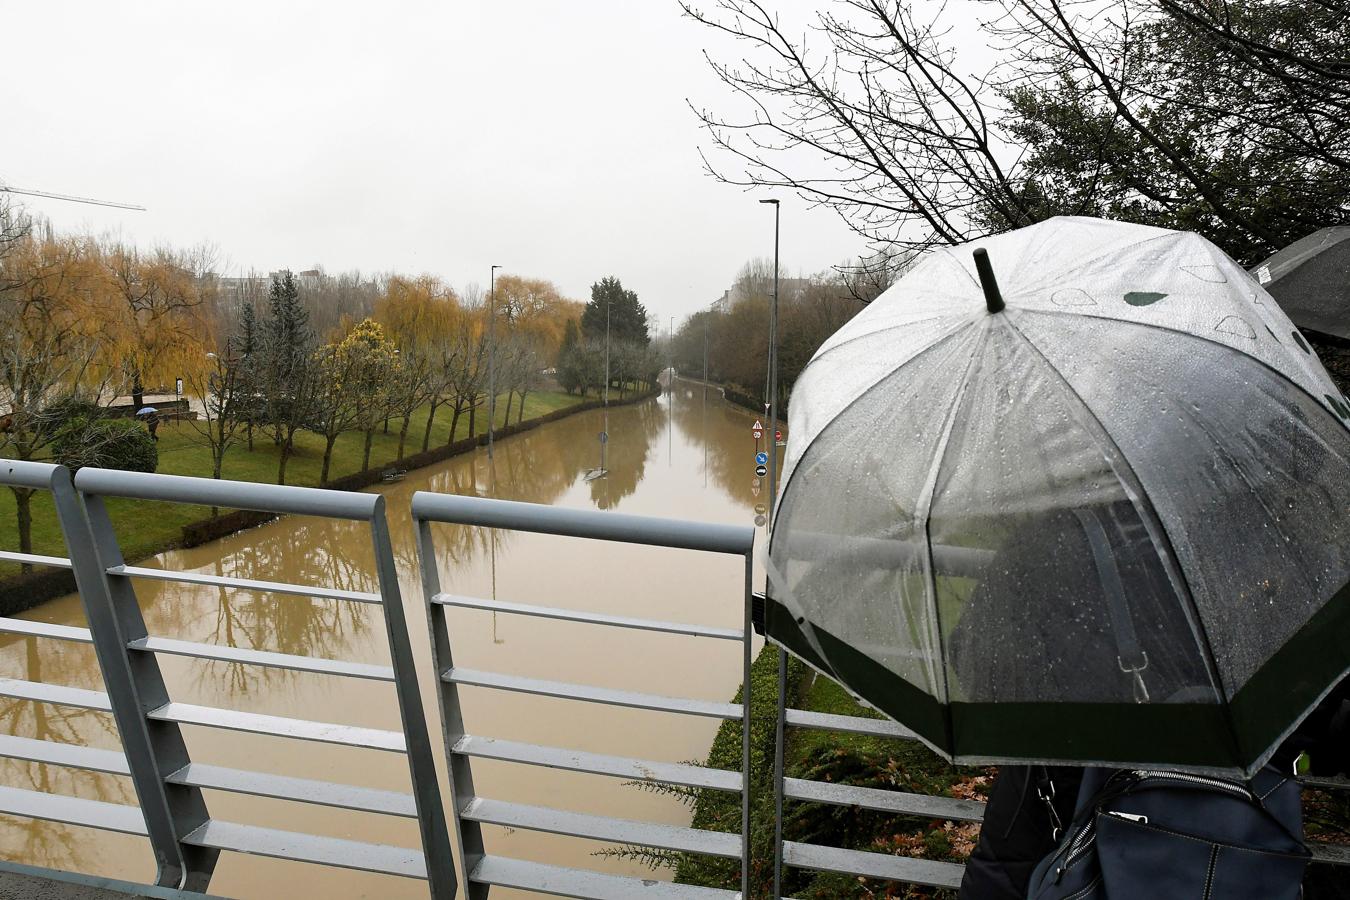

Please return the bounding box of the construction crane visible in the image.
[0,180,144,211]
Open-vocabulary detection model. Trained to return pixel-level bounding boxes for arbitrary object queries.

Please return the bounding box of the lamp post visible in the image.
[759,196,787,900]
[759,199,781,519]
[488,264,502,461]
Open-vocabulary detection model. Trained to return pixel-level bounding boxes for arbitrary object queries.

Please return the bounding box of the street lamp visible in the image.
[759,198,781,520]
[488,264,502,461]
[759,196,786,900]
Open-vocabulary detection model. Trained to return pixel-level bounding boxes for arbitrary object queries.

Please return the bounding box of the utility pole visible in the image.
[602,296,611,475]
[487,265,501,462]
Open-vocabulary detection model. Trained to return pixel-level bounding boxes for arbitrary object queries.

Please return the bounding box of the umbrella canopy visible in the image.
[766,216,1350,777]
[1252,227,1350,342]
[136,406,158,416]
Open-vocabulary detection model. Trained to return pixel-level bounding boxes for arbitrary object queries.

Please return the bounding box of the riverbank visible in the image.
[671,646,983,899]
[0,387,658,613]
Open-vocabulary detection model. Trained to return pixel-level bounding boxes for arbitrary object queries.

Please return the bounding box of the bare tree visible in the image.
[684,0,1350,267]
[682,0,1029,258]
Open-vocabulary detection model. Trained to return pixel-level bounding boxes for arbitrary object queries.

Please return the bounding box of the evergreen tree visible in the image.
[261,271,316,483]
[581,277,649,346]
[234,302,260,450]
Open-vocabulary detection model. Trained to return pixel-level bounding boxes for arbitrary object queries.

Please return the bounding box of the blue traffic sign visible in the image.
[755,451,768,465]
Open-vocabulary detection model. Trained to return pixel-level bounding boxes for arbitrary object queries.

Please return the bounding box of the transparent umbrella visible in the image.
[1253,226,1350,342]
[766,216,1350,777]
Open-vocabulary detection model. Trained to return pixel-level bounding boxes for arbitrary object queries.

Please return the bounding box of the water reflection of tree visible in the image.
[0,634,132,871]
[585,401,664,511]
[185,517,377,696]
[407,402,664,573]
[672,383,763,507]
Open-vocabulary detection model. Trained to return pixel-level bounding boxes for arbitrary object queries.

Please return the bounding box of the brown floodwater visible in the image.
[0,383,779,898]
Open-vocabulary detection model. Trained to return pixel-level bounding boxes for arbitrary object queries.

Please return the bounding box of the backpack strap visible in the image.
[1073,508,1151,702]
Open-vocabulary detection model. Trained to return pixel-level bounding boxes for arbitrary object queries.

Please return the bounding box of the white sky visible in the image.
[2,1,872,323]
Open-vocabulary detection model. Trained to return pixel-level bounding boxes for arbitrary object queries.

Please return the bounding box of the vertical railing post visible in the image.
[772,647,787,899]
[69,485,218,891]
[742,552,754,900]
[416,515,489,900]
[368,499,458,900]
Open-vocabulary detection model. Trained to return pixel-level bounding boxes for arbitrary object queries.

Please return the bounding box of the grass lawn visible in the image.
[1,390,581,578]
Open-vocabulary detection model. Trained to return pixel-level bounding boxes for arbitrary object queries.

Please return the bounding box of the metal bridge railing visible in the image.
[0,460,195,887]
[3,462,1344,898]
[412,492,756,900]
[58,469,453,895]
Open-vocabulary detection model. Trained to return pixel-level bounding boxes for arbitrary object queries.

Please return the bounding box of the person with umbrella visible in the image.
[136,406,160,441]
[764,217,1350,894]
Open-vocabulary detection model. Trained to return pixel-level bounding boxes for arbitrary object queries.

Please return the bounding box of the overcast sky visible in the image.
[3,1,868,324]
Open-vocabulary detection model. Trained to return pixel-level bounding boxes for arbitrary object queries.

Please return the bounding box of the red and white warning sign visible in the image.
[751,419,764,439]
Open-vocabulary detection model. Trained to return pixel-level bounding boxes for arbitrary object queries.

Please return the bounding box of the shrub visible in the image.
[52,415,158,474]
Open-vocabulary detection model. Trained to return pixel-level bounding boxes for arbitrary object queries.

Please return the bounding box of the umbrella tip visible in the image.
[972,248,1005,314]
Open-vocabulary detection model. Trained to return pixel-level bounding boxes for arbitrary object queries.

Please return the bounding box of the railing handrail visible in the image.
[0,459,70,490]
[412,491,755,555]
[74,467,381,520]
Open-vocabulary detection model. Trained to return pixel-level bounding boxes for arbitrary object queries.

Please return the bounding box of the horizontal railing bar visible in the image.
[444,668,742,720]
[148,702,406,752]
[778,530,995,579]
[783,840,965,889]
[453,735,743,793]
[785,708,918,740]
[784,777,986,822]
[0,460,63,491]
[1312,841,1350,867]
[462,797,741,858]
[470,855,740,898]
[182,819,426,879]
[0,617,92,643]
[434,594,743,641]
[1301,774,1350,791]
[166,763,417,818]
[109,565,382,605]
[0,785,147,836]
[130,636,395,682]
[412,492,755,555]
[0,734,129,775]
[0,551,72,570]
[74,468,380,521]
[0,678,111,712]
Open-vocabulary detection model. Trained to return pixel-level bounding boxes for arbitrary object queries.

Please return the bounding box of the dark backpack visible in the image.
[1027,766,1310,900]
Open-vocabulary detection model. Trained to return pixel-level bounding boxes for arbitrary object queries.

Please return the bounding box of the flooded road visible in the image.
[0,384,776,898]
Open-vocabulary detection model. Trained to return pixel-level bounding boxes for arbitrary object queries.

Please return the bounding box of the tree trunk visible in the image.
[382,417,389,435]
[246,421,254,452]
[277,435,292,485]
[503,392,514,427]
[362,428,374,471]
[422,400,440,452]
[131,371,145,412]
[320,433,338,484]
[398,415,412,459]
[468,403,476,438]
[448,403,463,446]
[12,487,33,574]
[518,390,529,423]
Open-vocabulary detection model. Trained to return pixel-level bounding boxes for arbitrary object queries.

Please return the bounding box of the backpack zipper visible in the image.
[1131,770,1253,802]
[1053,822,1097,883]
